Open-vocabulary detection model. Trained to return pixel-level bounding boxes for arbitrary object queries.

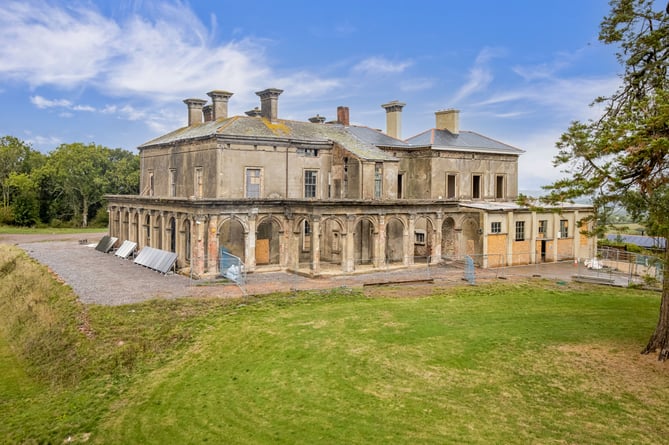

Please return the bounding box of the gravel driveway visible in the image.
[4,233,613,306]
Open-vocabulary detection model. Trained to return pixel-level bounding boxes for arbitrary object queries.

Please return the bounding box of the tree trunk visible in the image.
[82,196,88,228]
[642,246,669,360]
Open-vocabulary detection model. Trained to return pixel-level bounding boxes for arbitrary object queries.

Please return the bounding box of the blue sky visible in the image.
[0,0,626,190]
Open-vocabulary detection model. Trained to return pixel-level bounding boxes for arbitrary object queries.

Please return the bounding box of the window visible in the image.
[397,173,404,199]
[148,171,154,196]
[194,167,203,198]
[169,169,176,197]
[374,163,383,199]
[304,170,317,198]
[302,220,311,251]
[297,148,319,157]
[559,219,569,238]
[414,230,426,245]
[446,174,457,199]
[495,175,504,199]
[515,221,525,241]
[246,168,262,198]
[491,222,501,234]
[472,175,482,199]
[538,220,547,237]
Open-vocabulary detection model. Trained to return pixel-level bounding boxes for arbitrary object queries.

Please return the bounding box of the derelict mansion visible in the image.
[106,88,595,277]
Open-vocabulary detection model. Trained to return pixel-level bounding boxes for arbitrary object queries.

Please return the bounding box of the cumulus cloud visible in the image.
[353,56,412,74]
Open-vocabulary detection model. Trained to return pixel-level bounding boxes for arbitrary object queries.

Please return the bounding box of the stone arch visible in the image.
[441,217,456,258]
[182,218,192,263]
[132,211,139,244]
[168,216,176,252]
[321,216,345,265]
[218,216,246,262]
[462,216,482,263]
[143,213,151,247]
[385,216,405,264]
[294,216,313,265]
[154,214,163,249]
[256,216,282,265]
[414,215,435,263]
[354,216,376,267]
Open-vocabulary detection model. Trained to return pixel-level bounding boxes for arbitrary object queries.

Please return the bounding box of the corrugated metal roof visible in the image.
[606,234,666,249]
[406,129,524,155]
[140,116,397,162]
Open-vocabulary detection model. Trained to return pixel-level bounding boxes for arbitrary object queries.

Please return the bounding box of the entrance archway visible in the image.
[354,218,375,267]
[385,218,404,263]
[219,218,245,262]
[256,218,281,265]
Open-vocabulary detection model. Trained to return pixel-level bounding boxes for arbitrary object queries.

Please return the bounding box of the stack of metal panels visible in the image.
[114,240,137,259]
[134,247,178,274]
[95,236,118,253]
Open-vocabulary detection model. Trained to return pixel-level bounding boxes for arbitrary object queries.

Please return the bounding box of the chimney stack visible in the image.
[381,100,406,139]
[255,88,283,121]
[207,90,233,120]
[337,106,350,126]
[203,105,213,122]
[435,109,460,134]
[183,98,207,126]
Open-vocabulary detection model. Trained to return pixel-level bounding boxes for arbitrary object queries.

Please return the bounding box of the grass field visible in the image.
[0,225,105,234]
[1,244,668,444]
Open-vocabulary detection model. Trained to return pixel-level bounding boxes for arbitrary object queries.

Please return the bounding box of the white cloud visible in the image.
[30,95,95,112]
[450,47,505,104]
[31,96,72,109]
[353,57,412,74]
[0,1,338,106]
[400,78,435,92]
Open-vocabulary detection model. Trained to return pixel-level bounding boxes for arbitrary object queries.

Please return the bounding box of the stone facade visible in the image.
[107,88,596,277]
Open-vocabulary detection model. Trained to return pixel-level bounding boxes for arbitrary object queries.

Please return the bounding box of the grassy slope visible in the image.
[1,244,668,444]
[93,286,669,445]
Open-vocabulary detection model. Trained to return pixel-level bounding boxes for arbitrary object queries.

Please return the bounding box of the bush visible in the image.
[0,206,13,225]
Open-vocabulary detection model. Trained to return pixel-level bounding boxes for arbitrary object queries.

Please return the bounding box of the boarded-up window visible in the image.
[194,167,203,198]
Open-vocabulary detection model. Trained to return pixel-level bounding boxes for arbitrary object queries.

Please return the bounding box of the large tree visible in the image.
[0,136,44,209]
[545,0,669,359]
[42,143,139,227]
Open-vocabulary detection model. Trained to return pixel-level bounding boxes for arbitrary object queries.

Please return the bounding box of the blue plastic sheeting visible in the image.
[134,246,178,274]
[606,234,666,249]
[95,235,118,253]
[114,240,137,259]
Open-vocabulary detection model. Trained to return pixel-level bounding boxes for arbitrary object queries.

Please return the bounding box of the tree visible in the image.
[5,173,39,226]
[0,136,44,209]
[544,0,669,359]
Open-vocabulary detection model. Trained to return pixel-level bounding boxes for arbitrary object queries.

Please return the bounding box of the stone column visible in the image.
[481,212,489,268]
[507,211,515,266]
[207,215,219,274]
[572,210,580,261]
[377,214,386,267]
[344,215,356,272]
[246,209,258,272]
[311,216,321,274]
[432,212,443,264]
[193,215,207,276]
[405,214,415,266]
[552,213,560,262]
[530,211,538,264]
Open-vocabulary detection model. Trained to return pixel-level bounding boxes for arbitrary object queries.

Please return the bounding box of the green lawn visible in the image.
[0,225,106,234]
[1,245,668,444]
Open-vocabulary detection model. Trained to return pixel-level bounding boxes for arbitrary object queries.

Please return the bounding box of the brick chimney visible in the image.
[207,90,233,120]
[202,105,213,122]
[435,109,459,134]
[255,88,283,121]
[183,98,207,126]
[337,106,350,126]
[381,100,405,139]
